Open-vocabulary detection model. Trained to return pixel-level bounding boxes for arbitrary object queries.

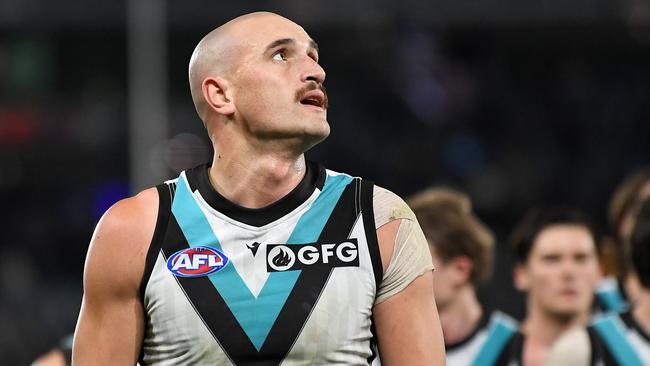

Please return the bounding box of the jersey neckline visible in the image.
[184,160,326,227]
[445,309,492,351]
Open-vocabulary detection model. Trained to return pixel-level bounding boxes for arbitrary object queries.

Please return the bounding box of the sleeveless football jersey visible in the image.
[589,311,650,366]
[138,161,383,365]
[594,276,629,314]
[445,311,518,366]
[369,310,517,366]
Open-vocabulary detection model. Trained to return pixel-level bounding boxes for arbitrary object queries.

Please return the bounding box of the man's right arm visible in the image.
[72,188,159,365]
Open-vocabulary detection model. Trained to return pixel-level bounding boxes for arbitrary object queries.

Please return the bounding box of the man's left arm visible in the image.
[373,220,445,366]
[372,215,445,365]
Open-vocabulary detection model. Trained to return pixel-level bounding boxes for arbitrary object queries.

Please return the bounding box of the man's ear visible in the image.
[203,77,235,116]
[513,264,529,291]
[450,256,473,284]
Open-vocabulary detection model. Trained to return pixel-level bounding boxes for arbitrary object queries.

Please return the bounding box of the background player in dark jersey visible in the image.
[596,168,650,312]
[590,197,650,365]
[547,197,650,365]
[503,207,601,366]
[407,187,518,366]
[72,11,444,365]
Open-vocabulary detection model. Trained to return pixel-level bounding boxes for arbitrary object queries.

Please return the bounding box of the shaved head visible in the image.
[188,12,301,121]
[187,11,328,149]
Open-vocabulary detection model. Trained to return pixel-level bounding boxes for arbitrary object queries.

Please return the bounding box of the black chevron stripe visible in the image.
[161,215,262,365]
[260,179,360,362]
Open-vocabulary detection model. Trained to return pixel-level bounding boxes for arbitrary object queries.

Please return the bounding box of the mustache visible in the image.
[296,82,329,109]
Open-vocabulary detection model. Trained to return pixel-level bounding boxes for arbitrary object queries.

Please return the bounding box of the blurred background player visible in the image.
[547,197,650,365]
[589,197,650,365]
[500,207,601,366]
[597,168,650,312]
[406,187,518,366]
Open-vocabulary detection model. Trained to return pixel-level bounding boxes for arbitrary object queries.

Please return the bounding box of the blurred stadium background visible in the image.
[1,0,649,363]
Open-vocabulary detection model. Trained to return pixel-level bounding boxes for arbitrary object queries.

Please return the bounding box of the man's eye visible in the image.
[273,51,287,61]
[542,255,560,263]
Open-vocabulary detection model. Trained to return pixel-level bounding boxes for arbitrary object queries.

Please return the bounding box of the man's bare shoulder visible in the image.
[84,187,159,294]
[372,185,420,272]
[96,187,159,249]
[102,187,159,228]
[372,185,416,229]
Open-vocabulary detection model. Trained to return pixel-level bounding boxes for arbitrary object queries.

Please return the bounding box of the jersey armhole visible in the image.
[360,178,382,365]
[361,179,383,291]
[139,183,175,302]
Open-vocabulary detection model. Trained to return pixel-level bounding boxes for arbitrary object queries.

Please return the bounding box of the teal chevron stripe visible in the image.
[592,315,643,366]
[172,172,352,350]
[596,288,627,313]
[470,313,517,366]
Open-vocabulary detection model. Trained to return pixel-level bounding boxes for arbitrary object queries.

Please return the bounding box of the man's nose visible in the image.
[560,260,578,278]
[301,57,326,85]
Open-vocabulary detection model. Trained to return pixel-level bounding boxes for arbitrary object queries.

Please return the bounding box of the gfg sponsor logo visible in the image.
[266,239,359,272]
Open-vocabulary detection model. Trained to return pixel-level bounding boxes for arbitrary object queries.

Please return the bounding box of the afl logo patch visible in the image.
[167,246,229,277]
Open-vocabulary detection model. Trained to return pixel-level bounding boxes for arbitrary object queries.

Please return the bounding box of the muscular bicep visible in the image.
[73,190,157,365]
[373,271,445,365]
[74,286,144,365]
[371,186,444,364]
[372,218,444,364]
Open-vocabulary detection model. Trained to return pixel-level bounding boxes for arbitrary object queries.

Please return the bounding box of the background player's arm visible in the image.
[372,219,445,365]
[72,188,158,365]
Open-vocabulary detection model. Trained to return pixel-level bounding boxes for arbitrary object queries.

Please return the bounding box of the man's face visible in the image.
[430,246,472,310]
[227,15,329,149]
[517,224,600,319]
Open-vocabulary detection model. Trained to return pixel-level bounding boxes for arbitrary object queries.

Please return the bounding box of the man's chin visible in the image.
[304,120,330,143]
[301,129,330,151]
[548,307,583,322]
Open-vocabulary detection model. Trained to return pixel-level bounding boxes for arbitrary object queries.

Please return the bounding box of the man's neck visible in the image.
[208,149,307,209]
[633,289,650,336]
[521,305,587,366]
[438,286,483,345]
